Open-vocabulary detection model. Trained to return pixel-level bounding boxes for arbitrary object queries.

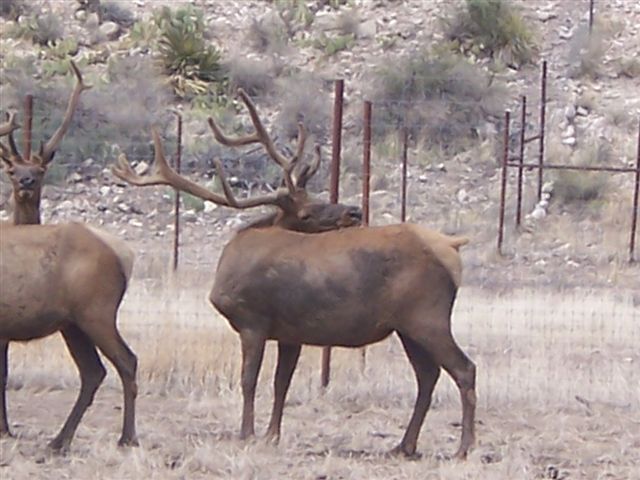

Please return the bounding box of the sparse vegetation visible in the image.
[227,57,278,96]
[445,0,536,67]
[9,12,64,46]
[154,6,227,99]
[275,74,331,141]
[369,49,504,153]
[568,26,605,79]
[554,142,611,203]
[0,0,28,20]
[313,32,356,56]
[615,56,640,79]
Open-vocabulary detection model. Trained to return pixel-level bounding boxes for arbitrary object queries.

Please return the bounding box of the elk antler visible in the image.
[38,60,91,165]
[207,89,309,195]
[112,128,290,210]
[0,111,20,137]
[0,112,24,165]
[292,144,322,189]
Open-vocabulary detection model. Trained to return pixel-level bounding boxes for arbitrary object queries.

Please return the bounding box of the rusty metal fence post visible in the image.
[401,127,408,223]
[322,79,345,388]
[630,119,640,262]
[363,101,372,226]
[172,114,182,271]
[498,110,510,254]
[537,60,547,200]
[589,0,595,34]
[516,95,526,227]
[23,94,33,161]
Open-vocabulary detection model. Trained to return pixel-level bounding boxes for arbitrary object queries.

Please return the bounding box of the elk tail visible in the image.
[448,235,470,251]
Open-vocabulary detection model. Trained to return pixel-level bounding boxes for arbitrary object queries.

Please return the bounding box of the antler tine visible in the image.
[295,144,322,189]
[113,128,284,210]
[219,88,297,194]
[39,60,92,165]
[0,111,20,137]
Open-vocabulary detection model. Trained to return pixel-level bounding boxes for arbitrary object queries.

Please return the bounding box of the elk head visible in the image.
[113,89,362,233]
[0,61,90,224]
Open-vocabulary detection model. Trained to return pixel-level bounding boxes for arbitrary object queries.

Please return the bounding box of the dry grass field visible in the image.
[1,270,638,479]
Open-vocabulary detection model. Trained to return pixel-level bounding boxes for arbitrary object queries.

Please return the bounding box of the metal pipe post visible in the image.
[516,95,526,227]
[537,60,547,200]
[322,79,345,388]
[630,120,640,262]
[498,110,510,254]
[401,127,408,223]
[362,101,372,226]
[173,114,182,271]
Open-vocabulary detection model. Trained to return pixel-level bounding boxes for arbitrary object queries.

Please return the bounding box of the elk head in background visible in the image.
[0,61,90,225]
[112,88,362,233]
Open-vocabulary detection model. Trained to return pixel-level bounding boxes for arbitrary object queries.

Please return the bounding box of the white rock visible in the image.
[204,202,218,213]
[134,161,149,175]
[576,106,589,116]
[562,137,577,146]
[530,207,546,220]
[99,21,120,41]
[565,104,576,123]
[562,125,575,138]
[99,185,111,196]
[418,174,428,183]
[542,181,554,194]
[128,219,143,227]
[456,189,469,204]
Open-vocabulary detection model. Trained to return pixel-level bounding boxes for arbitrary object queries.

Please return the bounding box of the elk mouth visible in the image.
[17,187,35,200]
[337,207,363,228]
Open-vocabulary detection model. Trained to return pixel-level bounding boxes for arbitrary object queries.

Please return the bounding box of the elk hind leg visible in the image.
[265,342,301,442]
[0,341,11,437]
[239,329,266,440]
[411,331,476,459]
[80,318,138,447]
[48,325,106,452]
[391,333,441,457]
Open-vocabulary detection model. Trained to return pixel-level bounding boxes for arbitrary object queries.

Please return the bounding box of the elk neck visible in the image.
[12,191,42,225]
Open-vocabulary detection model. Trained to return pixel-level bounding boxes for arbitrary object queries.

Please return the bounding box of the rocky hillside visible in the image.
[1,0,639,289]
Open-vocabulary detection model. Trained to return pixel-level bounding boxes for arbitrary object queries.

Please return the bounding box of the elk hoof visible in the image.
[46,439,70,455]
[118,436,140,448]
[263,431,280,445]
[387,445,422,460]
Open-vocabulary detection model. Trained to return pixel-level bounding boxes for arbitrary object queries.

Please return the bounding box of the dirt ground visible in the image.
[1,286,638,479]
[2,387,638,480]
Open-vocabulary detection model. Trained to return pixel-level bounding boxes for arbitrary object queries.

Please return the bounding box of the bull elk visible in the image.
[113,89,475,459]
[0,60,90,225]
[0,63,138,452]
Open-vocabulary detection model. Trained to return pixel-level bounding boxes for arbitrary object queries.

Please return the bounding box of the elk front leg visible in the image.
[49,326,106,452]
[0,341,10,437]
[239,329,266,439]
[265,342,301,442]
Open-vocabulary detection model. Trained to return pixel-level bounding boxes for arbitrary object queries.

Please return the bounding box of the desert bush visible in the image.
[313,32,356,56]
[101,1,136,27]
[10,12,64,46]
[154,6,227,99]
[615,56,640,79]
[554,142,611,203]
[0,0,28,20]
[445,0,536,67]
[567,26,605,79]
[226,57,278,96]
[1,56,173,169]
[368,49,504,153]
[246,13,289,54]
[274,0,315,38]
[275,74,331,142]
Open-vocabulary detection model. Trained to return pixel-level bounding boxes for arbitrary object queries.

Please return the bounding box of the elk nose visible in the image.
[19,177,36,188]
[348,207,363,221]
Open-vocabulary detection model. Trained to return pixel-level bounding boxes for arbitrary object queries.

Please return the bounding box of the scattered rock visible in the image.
[99,21,121,41]
[456,188,469,204]
[135,161,150,176]
[561,137,577,146]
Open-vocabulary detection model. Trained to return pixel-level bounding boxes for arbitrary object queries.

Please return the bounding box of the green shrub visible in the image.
[554,143,610,203]
[568,26,605,79]
[0,0,28,21]
[154,6,227,98]
[369,49,504,153]
[314,33,356,56]
[227,57,277,96]
[10,12,64,46]
[445,0,536,67]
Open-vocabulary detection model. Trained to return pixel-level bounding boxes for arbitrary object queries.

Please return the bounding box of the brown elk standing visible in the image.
[113,89,475,459]
[0,62,138,452]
